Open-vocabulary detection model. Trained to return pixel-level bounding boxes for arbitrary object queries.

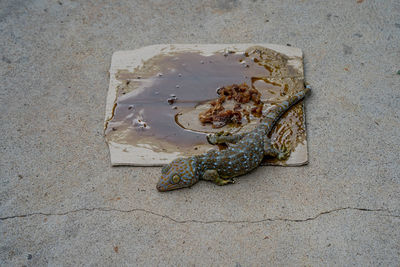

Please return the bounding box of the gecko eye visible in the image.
[162,165,171,173]
[171,174,180,184]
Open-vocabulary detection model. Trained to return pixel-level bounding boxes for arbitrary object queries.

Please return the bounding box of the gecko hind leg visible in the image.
[203,169,235,186]
[207,132,245,145]
[263,137,290,160]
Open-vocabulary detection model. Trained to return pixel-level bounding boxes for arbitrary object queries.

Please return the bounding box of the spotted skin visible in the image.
[157,158,199,191]
[157,87,310,191]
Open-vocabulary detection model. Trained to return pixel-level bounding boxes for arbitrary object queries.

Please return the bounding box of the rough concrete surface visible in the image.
[0,0,399,266]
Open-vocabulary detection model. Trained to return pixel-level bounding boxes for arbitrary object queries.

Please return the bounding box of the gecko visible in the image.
[156,86,311,191]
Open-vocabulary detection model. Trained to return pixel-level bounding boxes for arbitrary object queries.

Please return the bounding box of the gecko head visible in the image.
[157,158,198,192]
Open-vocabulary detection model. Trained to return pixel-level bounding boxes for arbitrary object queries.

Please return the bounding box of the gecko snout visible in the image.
[156,179,168,192]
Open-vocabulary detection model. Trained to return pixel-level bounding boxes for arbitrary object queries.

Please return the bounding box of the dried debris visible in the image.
[199,83,264,128]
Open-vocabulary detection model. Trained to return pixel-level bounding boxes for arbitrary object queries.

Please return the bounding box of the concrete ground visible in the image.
[1,0,399,265]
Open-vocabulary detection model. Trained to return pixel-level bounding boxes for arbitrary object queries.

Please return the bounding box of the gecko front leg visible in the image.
[202,169,235,186]
[207,132,246,145]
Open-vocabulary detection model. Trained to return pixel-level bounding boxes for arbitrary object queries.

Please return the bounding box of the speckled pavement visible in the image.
[1,0,399,265]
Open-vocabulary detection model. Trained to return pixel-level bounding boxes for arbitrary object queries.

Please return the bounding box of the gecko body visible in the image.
[157,86,310,191]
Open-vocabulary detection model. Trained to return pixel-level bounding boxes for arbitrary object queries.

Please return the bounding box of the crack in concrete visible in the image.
[0,207,398,223]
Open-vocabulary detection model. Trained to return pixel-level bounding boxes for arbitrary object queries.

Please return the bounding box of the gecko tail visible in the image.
[260,85,311,132]
[281,84,311,110]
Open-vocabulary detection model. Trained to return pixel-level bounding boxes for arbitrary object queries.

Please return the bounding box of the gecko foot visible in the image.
[207,132,245,145]
[214,177,235,186]
[207,132,231,145]
[276,146,290,160]
[203,169,235,186]
[264,141,291,160]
